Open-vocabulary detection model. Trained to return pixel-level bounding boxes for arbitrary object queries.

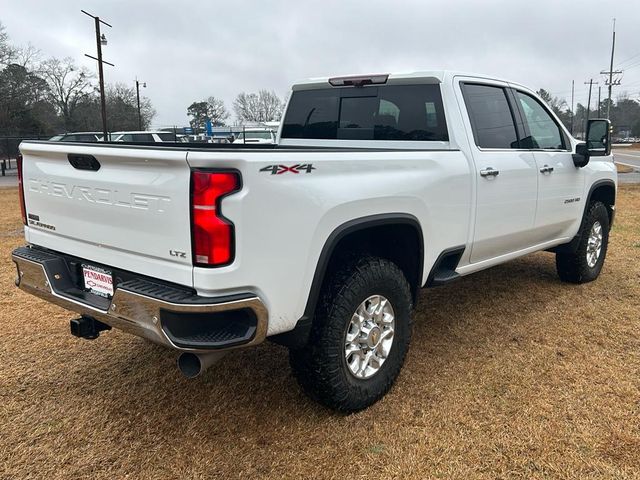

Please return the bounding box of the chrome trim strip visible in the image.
[12,253,268,353]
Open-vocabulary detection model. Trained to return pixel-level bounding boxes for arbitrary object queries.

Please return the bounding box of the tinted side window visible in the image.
[157,133,177,142]
[281,84,448,141]
[462,84,519,149]
[515,92,564,149]
[132,134,155,142]
[63,134,96,142]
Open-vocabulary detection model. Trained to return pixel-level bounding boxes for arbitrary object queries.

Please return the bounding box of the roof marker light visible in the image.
[328,74,389,87]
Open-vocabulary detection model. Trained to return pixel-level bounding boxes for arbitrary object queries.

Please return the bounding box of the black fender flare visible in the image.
[585,179,616,223]
[554,179,616,253]
[270,213,424,348]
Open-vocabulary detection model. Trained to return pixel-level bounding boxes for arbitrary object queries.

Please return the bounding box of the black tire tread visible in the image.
[289,256,412,412]
[556,201,610,284]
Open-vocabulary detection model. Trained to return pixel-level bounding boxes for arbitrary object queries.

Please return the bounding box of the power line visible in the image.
[621,59,640,71]
[616,51,640,67]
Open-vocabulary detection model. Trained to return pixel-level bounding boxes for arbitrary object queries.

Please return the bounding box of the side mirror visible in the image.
[573,119,612,167]
[586,118,611,156]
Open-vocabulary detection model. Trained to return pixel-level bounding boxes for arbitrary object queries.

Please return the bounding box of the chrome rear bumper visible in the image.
[12,246,268,353]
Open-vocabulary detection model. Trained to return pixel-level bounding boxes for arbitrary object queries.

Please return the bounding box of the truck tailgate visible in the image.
[20,142,194,287]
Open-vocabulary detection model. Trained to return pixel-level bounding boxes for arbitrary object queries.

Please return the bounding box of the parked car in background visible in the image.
[49,132,103,142]
[232,128,276,144]
[111,131,184,143]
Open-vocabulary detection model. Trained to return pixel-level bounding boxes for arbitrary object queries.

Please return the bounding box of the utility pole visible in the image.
[570,80,575,135]
[135,79,146,130]
[597,86,601,117]
[584,80,598,136]
[600,18,621,120]
[82,10,113,141]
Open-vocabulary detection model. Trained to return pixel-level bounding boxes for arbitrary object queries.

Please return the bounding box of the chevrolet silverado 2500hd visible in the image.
[13,71,616,412]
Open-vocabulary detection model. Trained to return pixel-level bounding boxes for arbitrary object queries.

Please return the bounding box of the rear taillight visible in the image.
[17,153,26,225]
[191,171,240,267]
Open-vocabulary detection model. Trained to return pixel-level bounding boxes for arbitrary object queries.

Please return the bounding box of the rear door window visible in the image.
[281,84,448,141]
[461,83,520,149]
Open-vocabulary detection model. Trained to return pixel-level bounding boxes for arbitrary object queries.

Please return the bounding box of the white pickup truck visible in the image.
[13,71,616,412]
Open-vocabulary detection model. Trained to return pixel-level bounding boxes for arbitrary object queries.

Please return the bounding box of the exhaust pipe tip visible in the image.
[177,353,202,379]
[177,351,227,378]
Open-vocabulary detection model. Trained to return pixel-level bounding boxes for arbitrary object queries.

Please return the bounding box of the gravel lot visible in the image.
[1,186,639,479]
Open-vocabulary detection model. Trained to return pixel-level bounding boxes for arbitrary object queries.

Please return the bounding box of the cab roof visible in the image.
[291,70,525,91]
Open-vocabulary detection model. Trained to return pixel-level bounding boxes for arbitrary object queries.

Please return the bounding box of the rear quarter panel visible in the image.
[187,148,472,335]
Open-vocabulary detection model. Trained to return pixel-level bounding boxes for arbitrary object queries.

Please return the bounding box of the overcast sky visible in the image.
[2,0,640,126]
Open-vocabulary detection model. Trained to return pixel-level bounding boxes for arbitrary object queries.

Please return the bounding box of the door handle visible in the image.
[539,165,554,174]
[480,167,499,178]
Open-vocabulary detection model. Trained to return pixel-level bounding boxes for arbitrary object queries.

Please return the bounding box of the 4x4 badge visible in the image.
[260,164,315,175]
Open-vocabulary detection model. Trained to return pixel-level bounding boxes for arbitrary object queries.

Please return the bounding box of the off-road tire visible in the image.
[556,201,610,284]
[289,256,413,412]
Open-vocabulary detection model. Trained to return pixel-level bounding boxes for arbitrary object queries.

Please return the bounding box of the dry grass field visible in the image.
[1,186,639,479]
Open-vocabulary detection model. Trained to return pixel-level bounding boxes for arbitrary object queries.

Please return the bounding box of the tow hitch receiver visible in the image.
[70,316,112,340]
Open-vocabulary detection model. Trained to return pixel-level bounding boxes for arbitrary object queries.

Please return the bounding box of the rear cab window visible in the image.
[281,84,448,143]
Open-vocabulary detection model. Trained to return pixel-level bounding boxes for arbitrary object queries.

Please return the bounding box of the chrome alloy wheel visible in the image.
[344,295,395,379]
[586,221,603,268]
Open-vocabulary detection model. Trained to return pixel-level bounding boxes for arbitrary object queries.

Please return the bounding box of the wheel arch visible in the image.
[586,179,616,225]
[554,179,616,255]
[270,213,424,348]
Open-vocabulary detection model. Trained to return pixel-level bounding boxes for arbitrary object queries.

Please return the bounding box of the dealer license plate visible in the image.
[82,264,114,298]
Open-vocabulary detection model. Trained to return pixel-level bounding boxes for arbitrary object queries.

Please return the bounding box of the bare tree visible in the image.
[0,21,16,66]
[14,43,40,69]
[233,92,259,122]
[205,96,230,126]
[233,90,283,123]
[40,57,96,128]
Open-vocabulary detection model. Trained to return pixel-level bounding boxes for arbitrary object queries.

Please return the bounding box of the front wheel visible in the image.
[556,201,610,284]
[289,257,413,412]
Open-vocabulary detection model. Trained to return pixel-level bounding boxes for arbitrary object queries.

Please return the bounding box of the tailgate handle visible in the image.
[68,154,101,172]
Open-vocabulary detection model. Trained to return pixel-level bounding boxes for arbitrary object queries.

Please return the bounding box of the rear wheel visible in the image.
[289,256,413,412]
[556,201,610,284]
